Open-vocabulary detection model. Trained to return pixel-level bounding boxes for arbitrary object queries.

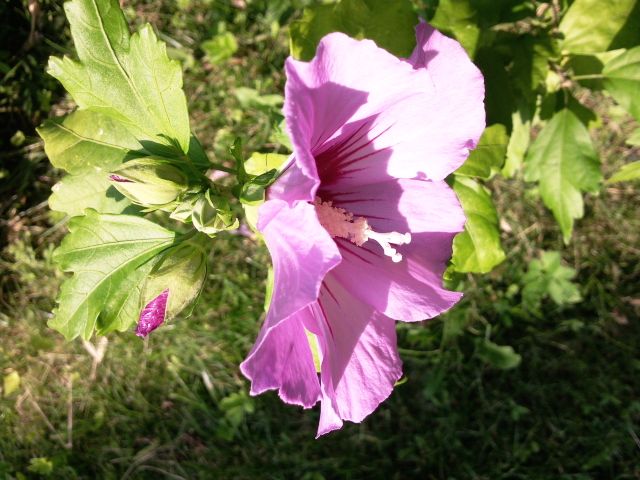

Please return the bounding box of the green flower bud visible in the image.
[192,189,239,236]
[139,235,210,329]
[109,157,189,207]
[170,194,199,223]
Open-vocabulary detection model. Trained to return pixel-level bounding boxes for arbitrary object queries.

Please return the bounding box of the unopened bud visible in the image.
[109,157,189,207]
[136,236,209,337]
[192,189,239,236]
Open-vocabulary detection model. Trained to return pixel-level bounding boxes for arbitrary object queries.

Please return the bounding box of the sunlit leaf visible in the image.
[48,0,191,152]
[429,0,480,58]
[51,209,177,340]
[627,128,640,146]
[455,124,508,179]
[201,31,238,64]
[289,0,415,61]
[607,161,640,183]
[559,0,638,54]
[502,103,532,178]
[477,339,521,370]
[3,371,21,397]
[244,152,288,176]
[602,46,640,121]
[49,173,130,216]
[524,109,601,243]
[451,176,505,274]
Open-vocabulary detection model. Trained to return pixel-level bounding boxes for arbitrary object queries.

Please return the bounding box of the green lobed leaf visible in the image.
[455,124,508,179]
[49,173,130,216]
[97,257,157,334]
[51,209,177,340]
[477,339,521,370]
[602,46,640,121]
[502,103,532,178]
[289,0,416,61]
[567,49,626,90]
[559,0,638,54]
[48,0,191,152]
[430,0,480,58]
[627,128,640,146]
[38,110,141,215]
[37,110,141,175]
[451,176,506,274]
[607,161,640,183]
[244,152,289,176]
[201,31,238,65]
[524,109,601,243]
[522,251,581,311]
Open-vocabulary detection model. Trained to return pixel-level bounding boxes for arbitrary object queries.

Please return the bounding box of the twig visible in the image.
[82,337,108,381]
[66,373,73,449]
[23,387,67,448]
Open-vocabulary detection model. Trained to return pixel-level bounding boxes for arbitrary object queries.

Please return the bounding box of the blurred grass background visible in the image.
[1,0,639,478]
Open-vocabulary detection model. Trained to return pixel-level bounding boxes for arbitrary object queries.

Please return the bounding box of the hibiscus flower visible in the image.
[241,20,485,436]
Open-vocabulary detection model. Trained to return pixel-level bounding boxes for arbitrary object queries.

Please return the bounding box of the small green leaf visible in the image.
[27,457,54,476]
[567,50,625,90]
[559,0,638,54]
[451,176,506,274]
[234,87,283,111]
[240,169,279,206]
[502,104,532,178]
[607,161,640,183]
[522,251,581,311]
[49,173,130,216]
[524,109,601,243]
[603,46,640,121]
[3,371,21,397]
[430,0,481,58]
[477,339,521,370]
[201,32,238,65]
[49,0,191,152]
[627,128,640,146]
[51,210,177,340]
[244,152,289,177]
[455,124,508,179]
[289,0,416,61]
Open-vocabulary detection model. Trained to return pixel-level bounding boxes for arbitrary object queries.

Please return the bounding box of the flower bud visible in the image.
[136,236,209,337]
[109,157,189,207]
[192,189,239,236]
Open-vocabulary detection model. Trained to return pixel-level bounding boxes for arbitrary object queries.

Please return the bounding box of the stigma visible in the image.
[313,197,411,262]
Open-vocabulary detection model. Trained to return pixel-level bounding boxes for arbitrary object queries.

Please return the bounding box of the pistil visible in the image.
[313,197,411,262]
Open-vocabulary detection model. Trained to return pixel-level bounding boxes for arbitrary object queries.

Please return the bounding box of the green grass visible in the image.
[1,1,640,478]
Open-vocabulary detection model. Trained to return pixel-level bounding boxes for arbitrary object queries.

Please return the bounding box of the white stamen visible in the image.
[313,197,411,262]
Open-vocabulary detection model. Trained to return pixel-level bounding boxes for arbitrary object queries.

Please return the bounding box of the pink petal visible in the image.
[283,26,485,189]
[241,199,341,403]
[135,289,169,337]
[304,276,402,436]
[240,309,321,407]
[256,199,341,325]
[324,179,465,321]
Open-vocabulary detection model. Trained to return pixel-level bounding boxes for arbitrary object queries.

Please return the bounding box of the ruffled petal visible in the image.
[256,199,341,325]
[322,178,464,321]
[240,309,321,407]
[241,199,341,404]
[283,26,484,190]
[303,277,402,437]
